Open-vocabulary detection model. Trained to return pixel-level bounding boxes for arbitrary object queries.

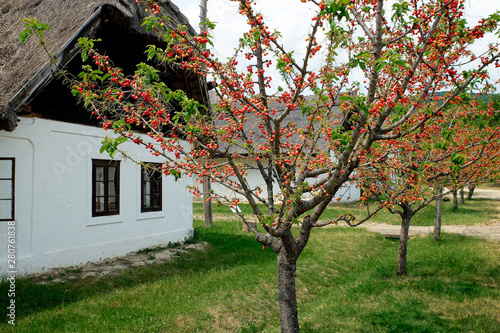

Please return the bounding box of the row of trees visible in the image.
[354,99,500,275]
[23,0,500,331]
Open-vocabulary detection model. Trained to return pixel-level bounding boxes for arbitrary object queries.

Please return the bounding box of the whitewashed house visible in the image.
[0,0,207,274]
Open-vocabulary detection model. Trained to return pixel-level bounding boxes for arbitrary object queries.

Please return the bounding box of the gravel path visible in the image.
[30,242,208,284]
[360,222,500,240]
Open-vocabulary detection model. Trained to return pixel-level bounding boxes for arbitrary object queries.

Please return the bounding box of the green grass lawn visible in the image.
[195,197,499,226]
[1,215,499,332]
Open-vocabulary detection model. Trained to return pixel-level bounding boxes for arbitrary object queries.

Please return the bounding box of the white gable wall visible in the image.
[0,117,193,274]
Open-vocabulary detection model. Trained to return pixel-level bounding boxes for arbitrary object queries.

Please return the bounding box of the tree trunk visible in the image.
[397,212,413,276]
[452,189,458,211]
[460,187,465,205]
[277,249,299,333]
[467,184,476,200]
[434,187,442,242]
[203,175,213,227]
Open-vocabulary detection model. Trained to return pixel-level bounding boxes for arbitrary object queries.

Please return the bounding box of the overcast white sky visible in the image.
[175,0,500,87]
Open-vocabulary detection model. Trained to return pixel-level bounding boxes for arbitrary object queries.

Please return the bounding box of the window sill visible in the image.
[87,214,124,226]
[137,210,166,221]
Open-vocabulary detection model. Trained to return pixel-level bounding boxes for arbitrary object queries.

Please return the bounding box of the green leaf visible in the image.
[375,61,387,73]
[19,29,32,43]
[373,56,387,65]
[100,73,110,82]
[114,137,128,145]
[434,142,448,150]
[145,45,157,61]
[112,118,132,132]
[359,103,369,117]
[393,59,411,69]
[451,152,466,165]
[169,169,181,181]
[108,147,116,159]
[35,22,51,31]
[81,50,88,62]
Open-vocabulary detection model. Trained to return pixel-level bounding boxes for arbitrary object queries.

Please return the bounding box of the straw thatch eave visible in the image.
[0,0,199,131]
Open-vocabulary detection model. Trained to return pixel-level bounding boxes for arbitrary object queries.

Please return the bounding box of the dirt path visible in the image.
[360,221,500,240]
[352,188,500,241]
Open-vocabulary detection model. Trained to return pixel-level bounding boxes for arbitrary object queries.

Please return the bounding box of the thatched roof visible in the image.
[0,0,199,131]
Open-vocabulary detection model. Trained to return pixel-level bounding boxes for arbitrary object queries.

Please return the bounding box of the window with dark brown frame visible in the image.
[141,163,162,212]
[92,159,120,217]
[0,158,15,221]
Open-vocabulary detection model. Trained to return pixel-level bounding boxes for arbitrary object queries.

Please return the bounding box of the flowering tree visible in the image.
[354,100,500,275]
[23,0,500,331]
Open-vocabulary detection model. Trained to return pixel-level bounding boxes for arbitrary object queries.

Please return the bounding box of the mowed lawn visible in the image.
[1,199,499,332]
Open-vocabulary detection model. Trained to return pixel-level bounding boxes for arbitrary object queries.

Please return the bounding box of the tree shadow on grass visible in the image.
[351,234,500,332]
[363,298,500,333]
[0,221,275,323]
[365,299,456,333]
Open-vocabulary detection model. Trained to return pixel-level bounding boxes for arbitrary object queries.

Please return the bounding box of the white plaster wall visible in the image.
[0,132,34,272]
[0,117,192,274]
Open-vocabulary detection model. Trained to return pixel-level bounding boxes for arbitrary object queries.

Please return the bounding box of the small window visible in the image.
[0,158,15,221]
[141,163,162,212]
[92,159,120,217]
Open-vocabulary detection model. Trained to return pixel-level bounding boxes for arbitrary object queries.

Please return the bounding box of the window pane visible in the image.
[108,196,117,211]
[108,181,117,196]
[141,163,161,212]
[144,181,151,195]
[0,160,12,179]
[153,171,162,181]
[0,200,12,220]
[152,194,161,208]
[0,180,12,199]
[95,197,105,212]
[109,167,117,181]
[95,166,105,181]
[143,194,151,208]
[96,182,105,196]
[152,181,161,195]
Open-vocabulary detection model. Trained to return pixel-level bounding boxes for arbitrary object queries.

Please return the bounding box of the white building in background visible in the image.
[203,92,361,205]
